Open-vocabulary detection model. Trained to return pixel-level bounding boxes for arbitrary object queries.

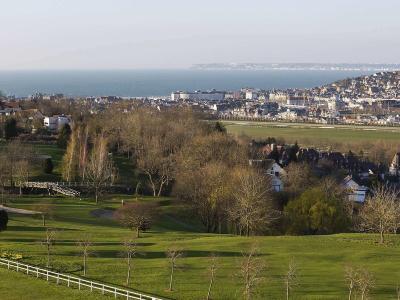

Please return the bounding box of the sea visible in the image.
[0,69,371,98]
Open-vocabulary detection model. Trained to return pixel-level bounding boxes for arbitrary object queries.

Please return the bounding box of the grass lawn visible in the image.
[1,194,400,300]
[223,120,400,149]
[0,268,102,300]
[32,143,136,185]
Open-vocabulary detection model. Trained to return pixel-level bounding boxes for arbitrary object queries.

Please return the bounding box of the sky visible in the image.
[1,0,400,70]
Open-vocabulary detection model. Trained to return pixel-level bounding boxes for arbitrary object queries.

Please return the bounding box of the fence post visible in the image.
[16,262,19,272]
[102,284,105,295]
[37,268,39,278]
[67,277,70,287]
[57,273,59,285]
[115,287,117,298]
[7,260,10,270]
[91,281,93,292]
[78,278,81,290]
[26,265,29,274]
[126,291,129,300]
[47,270,49,281]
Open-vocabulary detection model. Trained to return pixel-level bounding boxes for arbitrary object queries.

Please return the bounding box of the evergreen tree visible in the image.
[43,158,54,174]
[213,121,226,133]
[57,124,72,148]
[0,210,8,231]
[4,118,18,140]
[288,142,299,163]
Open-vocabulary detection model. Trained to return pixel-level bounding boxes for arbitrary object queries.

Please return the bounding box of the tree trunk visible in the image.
[147,173,156,197]
[286,281,289,300]
[126,257,131,286]
[46,246,50,268]
[83,255,87,276]
[207,274,214,300]
[42,215,46,227]
[348,288,352,300]
[169,264,174,291]
[157,180,165,197]
[136,227,140,238]
[380,230,384,244]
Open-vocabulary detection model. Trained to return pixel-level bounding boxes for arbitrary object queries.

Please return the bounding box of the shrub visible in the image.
[0,210,9,231]
[284,186,350,235]
[43,158,54,174]
[4,118,18,140]
[0,251,23,260]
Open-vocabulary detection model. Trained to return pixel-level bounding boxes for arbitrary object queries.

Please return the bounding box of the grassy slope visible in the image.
[0,268,102,300]
[223,121,400,148]
[1,195,400,300]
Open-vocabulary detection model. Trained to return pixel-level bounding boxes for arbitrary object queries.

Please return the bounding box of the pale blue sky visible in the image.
[1,0,399,69]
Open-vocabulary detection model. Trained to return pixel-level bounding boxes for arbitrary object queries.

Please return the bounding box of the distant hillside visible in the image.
[192,63,400,72]
[311,71,400,99]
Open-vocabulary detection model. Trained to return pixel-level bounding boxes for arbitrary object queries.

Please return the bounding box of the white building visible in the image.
[249,159,286,192]
[44,115,71,132]
[389,153,400,176]
[342,176,368,203]
[171,90,225,101]
[245,90,258,100]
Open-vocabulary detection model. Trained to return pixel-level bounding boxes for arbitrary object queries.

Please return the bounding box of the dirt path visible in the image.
[0,205,42,215]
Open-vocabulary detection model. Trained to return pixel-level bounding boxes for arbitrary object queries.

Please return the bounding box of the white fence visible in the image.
[0,258,165,300]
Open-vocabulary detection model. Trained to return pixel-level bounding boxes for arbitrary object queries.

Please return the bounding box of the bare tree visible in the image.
[356,267,374,300]
[42,228,56,268]
[344,265,357,300]
[137,144,174,197]
[122,239,138,286]
[85,135,114,204]
[359,184,399,244]
[284,259,298,300]
[2,141,34,188]
[229,168,278,236]
[62,128,78,182]
[114,202,157,238]
[37,203,55,227]
[207,254,218,300]
[0,154,10,204]
[61,124,90,182]
[166,246,183,292]
[14,160,30,195]
[239,244,265,300]
[77,235,93,276]
[393,200,400,234]
[282,162,314,198]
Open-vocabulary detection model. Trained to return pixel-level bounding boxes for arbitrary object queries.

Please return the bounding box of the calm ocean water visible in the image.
[0,70,370,97]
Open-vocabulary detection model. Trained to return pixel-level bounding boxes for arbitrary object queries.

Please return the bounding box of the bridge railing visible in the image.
[0,258,165,300]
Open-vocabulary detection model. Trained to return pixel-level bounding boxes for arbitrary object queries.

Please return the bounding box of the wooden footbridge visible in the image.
[22,182,80,197]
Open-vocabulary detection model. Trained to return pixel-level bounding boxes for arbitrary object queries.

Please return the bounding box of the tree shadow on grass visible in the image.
[7,225,80,232]
[57,250,247,259]
[141,250,247,259]
[55,216,121,228]
[55,241,155,247]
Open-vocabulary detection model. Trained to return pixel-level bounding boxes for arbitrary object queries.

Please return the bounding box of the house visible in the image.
[43,115,71,132]
[249,159,286,192]
[389,153,400,176]
[0,101,22,115]
[342,175,368,203]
